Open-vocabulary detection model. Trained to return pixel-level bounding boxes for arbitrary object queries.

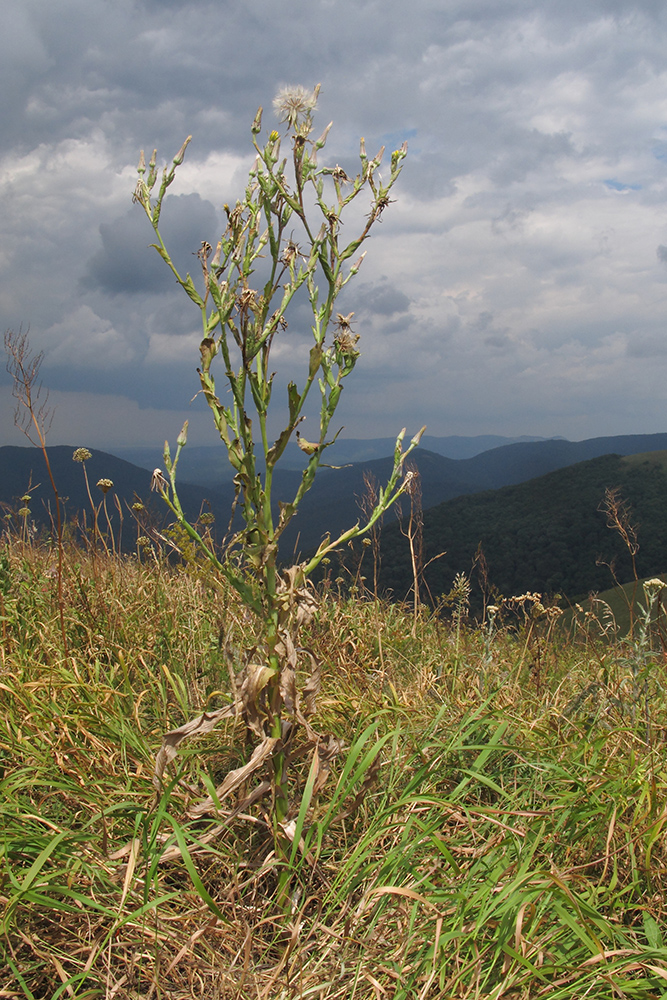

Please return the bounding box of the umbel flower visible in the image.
[273,84,319,129]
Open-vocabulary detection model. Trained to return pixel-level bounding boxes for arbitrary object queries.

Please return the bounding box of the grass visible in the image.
[564,574,667,639]
[3,538,667,997]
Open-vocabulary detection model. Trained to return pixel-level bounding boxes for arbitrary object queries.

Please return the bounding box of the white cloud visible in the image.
[2,0,667,447]
[45,305,135,368]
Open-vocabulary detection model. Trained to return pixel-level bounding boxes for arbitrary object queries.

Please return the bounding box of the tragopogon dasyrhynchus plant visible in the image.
[134,84,423,855]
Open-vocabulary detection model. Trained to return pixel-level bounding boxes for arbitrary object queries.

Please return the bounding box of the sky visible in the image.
[2,0,667,451]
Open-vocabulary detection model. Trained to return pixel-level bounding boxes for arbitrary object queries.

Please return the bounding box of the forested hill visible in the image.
[377,451,667,606]
[0,445,236,533]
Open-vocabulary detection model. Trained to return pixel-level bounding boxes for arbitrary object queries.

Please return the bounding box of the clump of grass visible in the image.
[3,538,667,996]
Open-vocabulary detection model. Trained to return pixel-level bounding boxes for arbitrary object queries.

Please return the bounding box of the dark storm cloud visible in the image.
[3,0,667,445]
[356,281,411,317]
[83,194,219,296]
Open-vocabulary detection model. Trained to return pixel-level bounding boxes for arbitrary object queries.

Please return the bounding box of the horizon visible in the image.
[4,428,667,456]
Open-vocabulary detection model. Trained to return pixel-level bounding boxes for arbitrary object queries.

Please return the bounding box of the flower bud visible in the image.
[173,136,192,166]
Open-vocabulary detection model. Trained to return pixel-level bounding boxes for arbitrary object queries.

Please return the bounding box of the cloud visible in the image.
[45,306,135,368]
[356,280,411,317]
[3,0,667,450]
[83,193,219,295]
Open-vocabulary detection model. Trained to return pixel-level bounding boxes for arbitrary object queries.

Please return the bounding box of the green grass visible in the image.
[3,538,667,997]
[564,573,667,638]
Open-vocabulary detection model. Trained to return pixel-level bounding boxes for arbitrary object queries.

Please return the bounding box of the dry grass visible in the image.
[2,539,667,998]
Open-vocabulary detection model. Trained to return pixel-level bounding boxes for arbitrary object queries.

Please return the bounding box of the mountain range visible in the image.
[112,433,554,483]
[3,433,667,600]
[375,450,667,607]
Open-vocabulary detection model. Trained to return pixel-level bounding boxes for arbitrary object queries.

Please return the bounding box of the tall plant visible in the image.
[134,85,422,846]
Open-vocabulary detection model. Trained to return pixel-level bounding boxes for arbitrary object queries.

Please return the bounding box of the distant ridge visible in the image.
[377,449,667,606]
[112,434,554,485]
[279,432,667,554]
[3,434,667,571]
[0,446,236,538]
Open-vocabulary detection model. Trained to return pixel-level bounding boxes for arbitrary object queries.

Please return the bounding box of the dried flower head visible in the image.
[335,329,360,355]
[73,448,92,463]
[334,313,359,356]
[273,84,319,129]
[331,165,351,184]
[336,312,355,332]
[96,478,113,494]
[151,468,169,493]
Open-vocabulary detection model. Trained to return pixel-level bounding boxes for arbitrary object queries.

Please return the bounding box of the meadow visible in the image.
[2,533,667,999]
[4,87,667,999]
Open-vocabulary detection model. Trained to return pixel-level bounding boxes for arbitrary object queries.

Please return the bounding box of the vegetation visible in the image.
[4,86,667,999]
[3,535,667,997]
[132,86,422,853]
[377,453,667,611]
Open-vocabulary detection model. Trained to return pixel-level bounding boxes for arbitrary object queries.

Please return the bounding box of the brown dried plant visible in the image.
[4,328,68,660]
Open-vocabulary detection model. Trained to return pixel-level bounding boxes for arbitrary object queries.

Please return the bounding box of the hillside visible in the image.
[112,433,552,483]
[4,540,667,996]
[282,432,667,554]
[376,451,667,605]
[0,445,236,539]
[5,437,667,573]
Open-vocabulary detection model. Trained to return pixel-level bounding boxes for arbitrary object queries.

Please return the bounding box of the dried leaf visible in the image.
[312,734,345,797]
[154,703,236,788]
[236,661,275,737]
[188,744,277,818]
[277,564,319,627]
[298,648,322,718]
[277,630,298,713]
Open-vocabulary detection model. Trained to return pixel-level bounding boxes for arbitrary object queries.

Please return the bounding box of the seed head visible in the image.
[73,448,92,463]
[151,468,169,493]
[273,84,319,129]
[97,478,113,494]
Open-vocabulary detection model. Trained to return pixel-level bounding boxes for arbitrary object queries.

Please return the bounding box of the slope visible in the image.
[377,452,667,605]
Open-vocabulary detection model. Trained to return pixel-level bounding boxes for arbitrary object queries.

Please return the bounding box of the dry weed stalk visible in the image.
[598,485,640,638]
[135,87,422,867]
[4,328,68,660]
[401,464,424,638]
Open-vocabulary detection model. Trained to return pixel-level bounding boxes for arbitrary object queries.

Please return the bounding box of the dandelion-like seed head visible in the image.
[273,84,319,129]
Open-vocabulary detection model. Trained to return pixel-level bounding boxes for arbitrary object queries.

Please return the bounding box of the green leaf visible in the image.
[309,344,323,378]
[287,381,301,423]
[178,273,205,307]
